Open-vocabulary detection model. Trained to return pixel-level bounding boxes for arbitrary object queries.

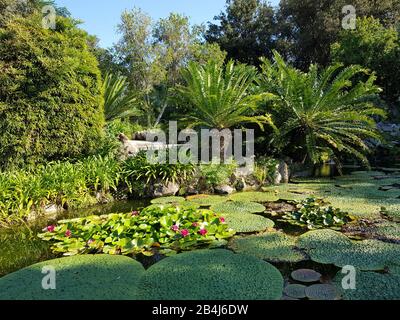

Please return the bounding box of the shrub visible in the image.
[199,162,238,189]
[122,151,196,195]
[0,255,145,300]
[137,249,284,300]
[0,156,121,221]
[38,206,235,256]
[280,197,352,230]
[0,14,105,169]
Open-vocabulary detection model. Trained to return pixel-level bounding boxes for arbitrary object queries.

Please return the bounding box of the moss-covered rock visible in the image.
[137,249,284,300]
[297,229,400,270]
[211,201,266,214]
[0,255,145,300]
[229,192,279,203]
[229,232,306,262]
[223,213,274,233]
[333,270,400,300]
[151,196,186,204]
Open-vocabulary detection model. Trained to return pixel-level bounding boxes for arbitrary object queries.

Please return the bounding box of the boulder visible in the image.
[214,185,235,195]
[151,182,180,198]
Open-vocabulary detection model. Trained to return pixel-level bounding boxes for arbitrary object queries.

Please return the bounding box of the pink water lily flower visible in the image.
[199,229,208,236]
[46,225,55,232]
[219,217,226,223]
[180,229,189,237]
[192,222,199,227]
[87,239,95,245]
[131,210,139,216]
[171,225,179,232]
[65,230,72,238]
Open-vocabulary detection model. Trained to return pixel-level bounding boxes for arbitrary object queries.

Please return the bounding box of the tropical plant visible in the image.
[281,197,352,230]
[122,151,196,192]
[102,73,141,122]
[38,206,235,256]
[258,51,386,168]
[177,59,274,130]
[199,162,238,189]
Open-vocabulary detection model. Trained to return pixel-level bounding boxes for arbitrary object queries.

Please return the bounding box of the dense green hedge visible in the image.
[0,13,104,169]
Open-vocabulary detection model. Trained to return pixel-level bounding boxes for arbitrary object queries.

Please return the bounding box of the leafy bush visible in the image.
[137,249,284,300]
[253,157,279,185]
[0,14,104,169]
[122,151,196,194]
[0,255,145,300]
[38,206,235,256]
[0,156,121,221]
[199,162,238,189]
[281,198,352,230]
[230,232,306,263]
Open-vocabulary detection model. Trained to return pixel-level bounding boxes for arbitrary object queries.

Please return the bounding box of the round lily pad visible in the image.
[291,269,322,283]
[224,213,274,233]
[229,192,279,203]
[137,249,284,300]
[305,284,339,300]
[229,232,306,263]
[0,255,145,300]
[186,195,228,206]
[333,270,400,300]
[151,196,186,204]
[284,284,307,299]
[211,201,266,214]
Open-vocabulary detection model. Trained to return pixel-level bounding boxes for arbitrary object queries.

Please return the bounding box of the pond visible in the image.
[1,170,399,300]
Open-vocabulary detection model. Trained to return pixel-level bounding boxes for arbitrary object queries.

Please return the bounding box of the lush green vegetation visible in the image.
[0,13,104,170]
[0,0,399,301]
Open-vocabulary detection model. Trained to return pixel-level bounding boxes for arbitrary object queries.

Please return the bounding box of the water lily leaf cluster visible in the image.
[38,206,235,257]
[281,197,352,230]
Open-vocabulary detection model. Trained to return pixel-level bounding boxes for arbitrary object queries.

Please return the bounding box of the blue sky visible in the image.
[55,0,280,48]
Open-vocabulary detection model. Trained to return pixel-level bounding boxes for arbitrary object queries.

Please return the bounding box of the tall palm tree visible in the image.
[258,51,386,168]
[102,73,141,122]
[177,60,274,130]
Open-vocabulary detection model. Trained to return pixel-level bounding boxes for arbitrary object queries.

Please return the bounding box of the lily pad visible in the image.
[291,269,322,283]
[229,192,279,203]
[229,232,306,262]
[284,284,307,299]
[211,201,266,214]
[186,195,228,206]
[223,214,274,233]
[305,284,339,300]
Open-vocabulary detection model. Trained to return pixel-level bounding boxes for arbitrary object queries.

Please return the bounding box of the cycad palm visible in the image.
[258,51,385,167]
[103,73,141,122]
[177,60,274,130]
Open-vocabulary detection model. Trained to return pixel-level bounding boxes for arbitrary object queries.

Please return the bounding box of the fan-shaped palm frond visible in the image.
[177,60,275,130]
[258,51,386,167]
[103,73,141,122]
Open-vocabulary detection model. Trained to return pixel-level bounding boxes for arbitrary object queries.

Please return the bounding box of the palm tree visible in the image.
[177,60,274,130]
[258,51,386,169]
[102,73,141,122]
